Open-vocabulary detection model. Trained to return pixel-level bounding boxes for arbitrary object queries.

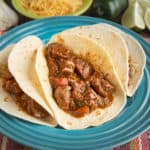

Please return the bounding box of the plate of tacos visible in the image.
[0,16,149,149]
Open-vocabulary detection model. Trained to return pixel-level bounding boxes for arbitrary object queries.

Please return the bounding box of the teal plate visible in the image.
[0,16,150,150]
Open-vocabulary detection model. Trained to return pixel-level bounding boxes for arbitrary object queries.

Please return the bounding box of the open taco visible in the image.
[94,23,146,96]
[35,33,126,129]
[0,36,56,127]
[60,24,146,96]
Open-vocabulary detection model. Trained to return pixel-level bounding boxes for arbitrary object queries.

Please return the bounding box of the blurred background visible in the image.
[0,0,150,34]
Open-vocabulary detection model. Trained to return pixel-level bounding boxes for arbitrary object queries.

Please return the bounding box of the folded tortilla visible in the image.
[35,33,126,129]
[0,37,57,127]
[95,23,146,96]
[60,24,146,96]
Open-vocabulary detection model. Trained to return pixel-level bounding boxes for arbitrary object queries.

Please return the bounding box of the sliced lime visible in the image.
[128,0,136,5]
[138,0,150,10]
[121,1,145,31]
[144,8,150,31]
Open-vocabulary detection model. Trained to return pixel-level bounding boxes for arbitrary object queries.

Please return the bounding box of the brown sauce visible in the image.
[45,43,115,118]
[0,65,49,119]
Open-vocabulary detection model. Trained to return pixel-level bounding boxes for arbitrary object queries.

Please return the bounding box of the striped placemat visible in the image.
[0,130,150,150]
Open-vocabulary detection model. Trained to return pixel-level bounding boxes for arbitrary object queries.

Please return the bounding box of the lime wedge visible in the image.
[121,1,145,31]
[128,0,136,5]
[138,0,150,10]
[144,8,150,31]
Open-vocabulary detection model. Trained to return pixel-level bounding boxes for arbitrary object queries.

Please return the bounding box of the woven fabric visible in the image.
[0,131,149,150]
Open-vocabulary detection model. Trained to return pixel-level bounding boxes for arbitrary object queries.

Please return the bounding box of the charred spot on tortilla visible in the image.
[66,121,72,126]
[128,57,136,86]
[4,97,9,102]
[96,110,101,116]
[0,64,50,119]
[44,42,115,118]
[56,35,64,44]
[18,107,22,111]
[32,49,38,60]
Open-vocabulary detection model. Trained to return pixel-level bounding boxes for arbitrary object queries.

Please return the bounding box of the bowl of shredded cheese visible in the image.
[12,0,93,19]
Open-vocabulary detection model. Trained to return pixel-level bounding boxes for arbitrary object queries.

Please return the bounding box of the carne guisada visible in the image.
[45,43,115,118]
[0,64,49,119]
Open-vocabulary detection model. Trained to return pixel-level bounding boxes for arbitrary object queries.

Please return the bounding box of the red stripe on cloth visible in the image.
[141,132,149,150]
[0,134,4,147]
[6,138,15,150]
[13,141,33,150]
[130,137,139,150]
[122,143,130,150]
[114,143,130,150]
[140,32,150,43]
[113,137,140,150]
[113,147,120,150]
[0,30,5,36]
[144,38,150,43]
[14,143,25,150]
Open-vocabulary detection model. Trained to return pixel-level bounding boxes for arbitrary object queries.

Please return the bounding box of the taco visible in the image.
[94,23,146,96]
[60,24,146,96]
[0,36,57,127]
[35,33,126,129]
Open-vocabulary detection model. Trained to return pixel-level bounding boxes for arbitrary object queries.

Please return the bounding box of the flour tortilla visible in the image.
[94,23,146,96]
[60,24,146,96]
[36,33,126,129]
[0,40,57,127]
[59,25,129,95]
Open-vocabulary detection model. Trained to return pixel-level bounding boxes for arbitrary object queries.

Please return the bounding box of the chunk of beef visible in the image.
[75,58,92,79]
[75,100,87,108]
[104,94,113,106]
[69,99,77,110]
[96,96,106,108]
[89,72,108,97]
[3,79,22,94]
[97,94,113,108]
[59,59,75,75]
[47,57,59,75]
[84,88,99,110]
[49,76,58,88]
[68,74,78,83]
[71,79,87,101]
[101,79,115,92]
[84,88,98,101]
[54,86,71,110]
[20,94,49,118]
[48,43,71,59]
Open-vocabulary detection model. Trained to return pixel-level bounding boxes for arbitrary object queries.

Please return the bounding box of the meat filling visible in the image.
[128,58,135,86]
[46,43,115,118]
[75,58,92,79]
[0,65,49,119]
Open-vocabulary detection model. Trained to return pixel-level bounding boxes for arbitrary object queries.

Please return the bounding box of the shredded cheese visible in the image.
[21,0,83,16]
